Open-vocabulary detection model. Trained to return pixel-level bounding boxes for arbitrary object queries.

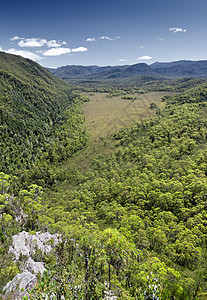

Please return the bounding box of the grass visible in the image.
[55,91,175,174]
[83,91,174,140]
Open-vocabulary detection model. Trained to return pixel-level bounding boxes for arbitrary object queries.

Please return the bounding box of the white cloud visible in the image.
[10,36,67,48]
[43,47,72,56]
[99,36,114,40]
[18,38,47,48]
[6,36,88,59]
[43,46,88,56]
[119,58,127,62]
[139,45,144,48]
[138,56,152,60]
[156,37,165,41]
[47,40,67,47]
[169,27,187,33]
[87,36,119,42]
[5,48,41,60]
[0,46,2,51]
[71,47,88,53]
[10,36,21,41]
[86,38,97,42]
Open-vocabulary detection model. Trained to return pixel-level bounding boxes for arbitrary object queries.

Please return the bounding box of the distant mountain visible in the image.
[150,60,207,77]
[48,63,154,80]
[49,65,123,79]
[150,60,191,69]
[49,60,207,82]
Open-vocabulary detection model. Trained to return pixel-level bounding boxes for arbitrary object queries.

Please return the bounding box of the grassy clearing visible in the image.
[56,91,175,174]
[83,91,174,139]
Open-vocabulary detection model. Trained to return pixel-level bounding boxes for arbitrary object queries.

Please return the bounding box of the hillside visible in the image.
[0,51,87,175]
[0,51,65,84]
[49,60,207,82]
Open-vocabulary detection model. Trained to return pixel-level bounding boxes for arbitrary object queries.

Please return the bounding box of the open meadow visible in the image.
[83,91,174,139]
[59,91,175,172]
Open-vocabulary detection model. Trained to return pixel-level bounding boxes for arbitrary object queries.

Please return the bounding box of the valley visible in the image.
[1,52,207,299]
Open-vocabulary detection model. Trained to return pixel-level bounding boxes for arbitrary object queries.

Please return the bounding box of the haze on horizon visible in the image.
[0,0,207,68]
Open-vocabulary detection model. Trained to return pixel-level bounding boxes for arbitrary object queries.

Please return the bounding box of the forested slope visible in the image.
[0,51,88,177]
[0,52,88,294]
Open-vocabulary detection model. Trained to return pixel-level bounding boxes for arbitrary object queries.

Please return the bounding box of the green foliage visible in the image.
[62,74,206,93]
[34,81,207,299]
[0,52,88,178]
[29,229,138,299]
[0,172,21,293]
[19,184,43,230]
[121,95,137,101]
[149,101,158,109]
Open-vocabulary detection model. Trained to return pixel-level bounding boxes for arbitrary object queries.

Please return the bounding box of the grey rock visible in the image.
[3,271,37,294]
[2,231,61,298]
[25,257,46,275]
[9,231,61,261]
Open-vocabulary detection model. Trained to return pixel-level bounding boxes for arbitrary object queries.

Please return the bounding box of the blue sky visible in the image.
[1,0,207,67]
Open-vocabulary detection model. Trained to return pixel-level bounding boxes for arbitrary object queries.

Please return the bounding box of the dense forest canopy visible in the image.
[1,52,207,299]
[0,52,88,179]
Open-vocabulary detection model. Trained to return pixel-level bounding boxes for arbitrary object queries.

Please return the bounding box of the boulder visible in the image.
[3,271,37,297]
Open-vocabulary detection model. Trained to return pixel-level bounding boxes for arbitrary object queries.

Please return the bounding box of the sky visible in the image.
[1,0,207,68]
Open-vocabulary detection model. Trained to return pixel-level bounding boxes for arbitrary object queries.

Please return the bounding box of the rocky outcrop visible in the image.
[9,231,60,260]
[3,231,61,298]
[9,231,61,275]
[25,257,46,275]
[3,271,37,298]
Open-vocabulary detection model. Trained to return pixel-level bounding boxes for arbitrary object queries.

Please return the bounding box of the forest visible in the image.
[1,52,207,299]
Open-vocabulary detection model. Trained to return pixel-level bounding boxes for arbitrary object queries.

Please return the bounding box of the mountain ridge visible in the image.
[48,59,207,81]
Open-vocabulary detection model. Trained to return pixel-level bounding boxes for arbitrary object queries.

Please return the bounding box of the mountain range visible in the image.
[49,60,207,81]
